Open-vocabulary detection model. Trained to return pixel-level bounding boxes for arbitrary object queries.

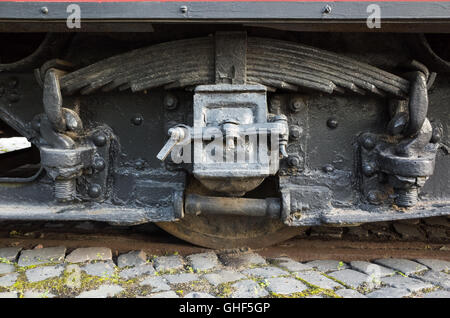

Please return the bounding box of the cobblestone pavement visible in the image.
[0,246,448,298]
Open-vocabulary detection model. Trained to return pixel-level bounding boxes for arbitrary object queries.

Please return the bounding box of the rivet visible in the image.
[322,5,332,14]
[40,7,49,14]
[131,114,143,126]
[431,127,442,143]
[180,6,188,13]
[88,184,101,198]
[326,118,338,129]
[92,133,107,147]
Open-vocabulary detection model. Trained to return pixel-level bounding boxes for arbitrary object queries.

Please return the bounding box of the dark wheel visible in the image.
[156,214,301,249]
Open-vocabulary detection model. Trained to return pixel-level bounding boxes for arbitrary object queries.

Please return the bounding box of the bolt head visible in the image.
[288,155,302,167]
[326,118,338,129]
[431,127,442,143]
[135,159,145,170]
[289,125,302,140]
[289,98,305,113]
[6,93,20,103]
[322,5,332,14]
[361,135,376,150]
[93,157,106,172]
[164,94,178,110]
[92,133,107,147]
[367,190,381,205]
[362,162,376,177]
[180,6,188,13]
[131,114,143,126]
[88,184,101,198]
[40,6,48,14]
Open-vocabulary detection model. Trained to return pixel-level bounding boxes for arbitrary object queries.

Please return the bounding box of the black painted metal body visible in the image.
[0,5,449,229]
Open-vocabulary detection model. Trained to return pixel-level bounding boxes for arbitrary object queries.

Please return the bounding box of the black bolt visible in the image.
[164,94,178,110]
[93,157,106,172]
[367,190,381,205]
[288,155,302,167]
[322,5,332,14]
[289,98,305,113]
[131,114,143,126]
[6,93,20,103]
[289,125,302,140]
[92,133,107,147]
[88,184,102,198]
[362,162,376,177]
[322,164,334,173]
[431,127,442,143]
[180,6,188,13]
[361,135,376,150]
[326,118,338,129]
[135,159,145,170]
[40,6,49,14]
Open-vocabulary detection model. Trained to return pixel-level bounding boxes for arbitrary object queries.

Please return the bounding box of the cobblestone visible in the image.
[0,244,447,298]
[82,261,116,277]
[203,270,245,286]
[220,252,266,270]
[184,292,215,298]
[0,247,21,262]
[0,273,18,287]
[423,290,450,298]
[76,284,124,298]
[270,257,312,272]
[295,270,342,289]
[186,252,220,272]
[163,273,199,285]
[265,277,308,295]
[140,276,171,292]
[0,263,15,275]
[119,264,155,280]
[0,291,17,298]
[414,259,450,272]
[366,287,411,298]
[305,260,348,272]
[64,264,82,289]
[153,255,184,272]
[374,258,428,275]
[335,289,367,298]
[25,264,65,283]
[231,280,269,298]
[414,271,450,290]
[18,246,66,267]
[147,291,179,298]
[117,250,147,268]
[350,261,396,277]
[328,269,372,289]
[241,266,289,278]
[66,247,112,263]
[381,275,434,292]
